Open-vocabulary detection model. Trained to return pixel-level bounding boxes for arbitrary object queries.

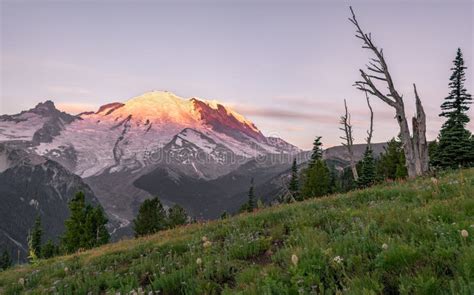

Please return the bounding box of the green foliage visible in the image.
[433,48,474,168]
[337,167,356,192]
[247,178,256,212]
[302,159,331,198]
[62,191,110,253]
[434,123,473,169]
[133,197,167,237]
[41,240,59,259]
[358,148,376,188]
[30,216,42,259]
[83,206,110,248]
[167,204,188,228]
[62,192,87,252]
[288,158,299,200]
[0,250,12,271]
[310,136,323,165]
[240,178,257,212]
[376,138,407,180]
[301,136,331,198]
[220,211,230,219]
[1,169,473,294]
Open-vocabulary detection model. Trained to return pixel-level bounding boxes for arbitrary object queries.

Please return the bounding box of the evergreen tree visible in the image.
[357,147,376,188]
[30,216,43,258]
[288,158,300,201]
[133,197,167,237]
[0,249,12,271]
[309,136,323,165]
[302,136,331,198]
[83,206,110,248]
[247,178,256,212]
[62,192,87,253]
[302,160,331,198]
[220,211,230,219]
[41,240,59,259]
[328,165,338,194]
[433,48,473,168]
[376,138,407,180]
[62,191,109,253]
[167,204,188,228]
[338,167,356,193]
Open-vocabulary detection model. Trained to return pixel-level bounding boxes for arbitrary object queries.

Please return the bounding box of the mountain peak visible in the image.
[31,100,57,114]
[87,91,262,138]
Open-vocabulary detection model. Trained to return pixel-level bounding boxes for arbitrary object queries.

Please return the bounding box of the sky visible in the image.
[1,0,473,150]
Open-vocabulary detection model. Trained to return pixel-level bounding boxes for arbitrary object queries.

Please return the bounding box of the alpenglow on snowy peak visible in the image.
[82,90,264,142]
[0,90,296,178]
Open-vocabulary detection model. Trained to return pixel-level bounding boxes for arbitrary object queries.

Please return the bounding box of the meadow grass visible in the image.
[0,169,473,294]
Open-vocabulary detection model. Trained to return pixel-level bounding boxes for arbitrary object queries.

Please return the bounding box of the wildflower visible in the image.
[431,177,438,185]
[382,243,388,250]
[18,278,25,286]
[196,257,202,265]
[202,236,208,242]
[461,229,469,238]
[291,254,298,266]
[333,256,343,264]
[470,224,474,228]
[64,267,69,273]
[203,240,212,248]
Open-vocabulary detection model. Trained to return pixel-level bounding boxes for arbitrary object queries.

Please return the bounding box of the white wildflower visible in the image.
[18,278,25,286]
[291,254,298,266]
[196,258,202,265]
[382,243,388,250]
[461,229,469,238]
[203,240,212,248]
[333,256,343,264]
[202,236,208,242]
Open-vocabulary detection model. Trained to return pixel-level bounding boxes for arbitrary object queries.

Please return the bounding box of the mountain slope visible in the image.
[0,144,100,262]
[1,169,472,294]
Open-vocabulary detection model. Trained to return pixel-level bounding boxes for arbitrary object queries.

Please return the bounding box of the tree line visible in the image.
[0,192,189,271]
[238,34,473,211]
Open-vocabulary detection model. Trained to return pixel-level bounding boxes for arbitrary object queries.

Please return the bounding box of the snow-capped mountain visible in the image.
[0,91,300,236]
[31,91,299,178]
[0,101,77,143]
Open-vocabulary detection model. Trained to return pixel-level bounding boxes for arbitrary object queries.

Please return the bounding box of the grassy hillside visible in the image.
[1,169,473,294]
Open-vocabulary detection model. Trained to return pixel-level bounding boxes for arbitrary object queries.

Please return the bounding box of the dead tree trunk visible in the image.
[413,84,429,174]
[339,99,358,181]
[349,7,429,178]
[364,88,374,149]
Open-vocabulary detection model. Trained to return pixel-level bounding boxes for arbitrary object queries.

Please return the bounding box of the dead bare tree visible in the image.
[349,6,429,178]
[339,99,358,181]
[364,87,374,149]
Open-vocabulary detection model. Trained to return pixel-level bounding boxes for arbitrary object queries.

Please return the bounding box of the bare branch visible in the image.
[339,98,358,181]
[349,6,403,107]
[367,74,387,81]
